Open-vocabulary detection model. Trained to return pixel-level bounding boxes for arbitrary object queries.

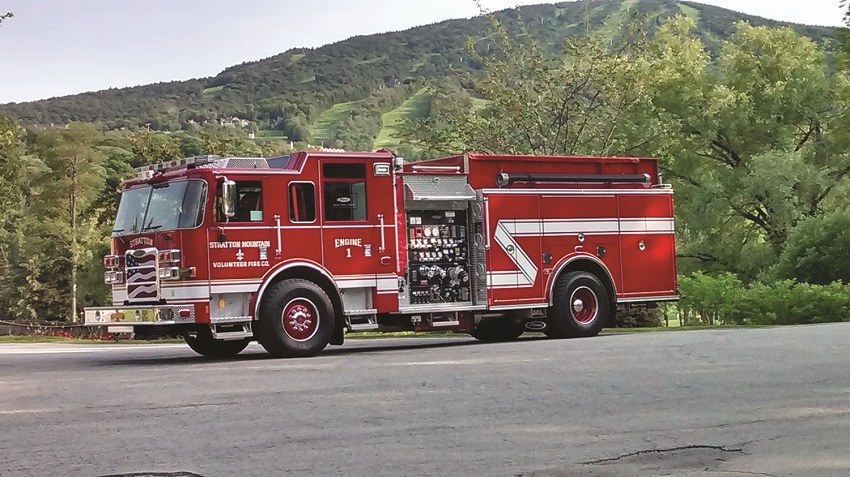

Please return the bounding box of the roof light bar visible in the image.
[133,155,222,177]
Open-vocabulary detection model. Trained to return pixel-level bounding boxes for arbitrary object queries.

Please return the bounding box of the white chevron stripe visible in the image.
[493,221,537,287]
[490,217,674,289]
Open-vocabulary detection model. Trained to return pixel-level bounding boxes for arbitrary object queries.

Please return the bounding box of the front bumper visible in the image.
[83,304,195,325]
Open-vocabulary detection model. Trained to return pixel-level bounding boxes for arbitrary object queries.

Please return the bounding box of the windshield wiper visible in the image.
[142,224,163,232]
[111,228,125,234]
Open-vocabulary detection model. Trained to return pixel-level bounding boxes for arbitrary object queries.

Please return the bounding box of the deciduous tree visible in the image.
[31,123,106,320]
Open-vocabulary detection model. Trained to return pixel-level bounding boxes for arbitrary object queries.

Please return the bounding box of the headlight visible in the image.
[104,271,124,284]
[158,249,181,263]
[158,267,180,280]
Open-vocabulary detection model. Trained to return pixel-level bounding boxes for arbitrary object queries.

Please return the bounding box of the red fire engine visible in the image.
[84,150,677,358]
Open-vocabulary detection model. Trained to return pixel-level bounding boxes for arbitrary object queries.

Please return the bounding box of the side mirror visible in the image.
[221,179,237,219]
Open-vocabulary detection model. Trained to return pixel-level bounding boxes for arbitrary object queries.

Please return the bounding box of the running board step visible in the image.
[346,314,379,332]
[211,323,253,341]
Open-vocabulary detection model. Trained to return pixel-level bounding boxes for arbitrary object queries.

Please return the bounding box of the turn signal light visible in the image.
[103,255,120,268]
[179,267,197,278]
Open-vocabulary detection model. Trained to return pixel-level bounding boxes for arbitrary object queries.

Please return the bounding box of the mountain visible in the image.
[0,0,836,147]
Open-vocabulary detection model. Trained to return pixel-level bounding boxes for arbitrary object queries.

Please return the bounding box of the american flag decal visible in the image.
[126,248,159,301]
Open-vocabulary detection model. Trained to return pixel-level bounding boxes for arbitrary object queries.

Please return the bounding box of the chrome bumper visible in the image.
[83,304,195,325]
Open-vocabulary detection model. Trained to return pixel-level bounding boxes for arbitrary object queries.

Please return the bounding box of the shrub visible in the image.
[612,307,664,328]
[678,273,850,326]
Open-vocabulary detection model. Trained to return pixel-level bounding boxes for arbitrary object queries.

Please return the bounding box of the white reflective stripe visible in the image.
[112,287,127,305]
[646,218,675,233]
[209,283,258,294]
[541,219,619,235]
[619,219,646,232]
[512,220,543,235]
[337,279,377,288]
[161,285,209,300]
[335,275,397,290]
[377,277,398,291]
[487,271,536,289]
[494,221,538,286]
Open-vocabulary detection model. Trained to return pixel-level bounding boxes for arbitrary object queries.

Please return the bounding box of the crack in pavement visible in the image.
[580,444,744,465]
[718,471,778,477]
[99,473,205,477]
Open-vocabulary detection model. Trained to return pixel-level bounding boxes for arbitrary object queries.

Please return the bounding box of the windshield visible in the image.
[113,180,206,236]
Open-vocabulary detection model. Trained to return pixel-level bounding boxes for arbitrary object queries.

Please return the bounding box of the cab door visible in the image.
[319,161,396,281]
[207,178,275,283]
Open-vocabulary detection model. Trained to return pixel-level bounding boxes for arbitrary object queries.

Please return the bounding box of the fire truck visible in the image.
[84,150,677,358]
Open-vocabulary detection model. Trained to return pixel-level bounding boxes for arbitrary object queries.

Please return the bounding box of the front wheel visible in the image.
[185,327,250,358]
[256,278,335,358]
[546,271,609,339]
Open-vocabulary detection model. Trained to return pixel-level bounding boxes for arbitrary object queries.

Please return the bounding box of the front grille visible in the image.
[126,247,159,302]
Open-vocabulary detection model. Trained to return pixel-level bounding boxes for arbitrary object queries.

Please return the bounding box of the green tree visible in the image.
[771,208,850,284]
[32,123,106,320]
[667,23,850,277]
[401,15,704,159]
[0,115,25,317]
[129,130,181,166]
[201,130,261,156]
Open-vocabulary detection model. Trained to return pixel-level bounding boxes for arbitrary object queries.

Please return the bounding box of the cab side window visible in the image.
[217,181,263,222]
[289,182,316,223]
[323,163,366,222]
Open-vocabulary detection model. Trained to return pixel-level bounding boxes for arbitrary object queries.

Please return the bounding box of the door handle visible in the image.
[380,256,392,266]
[377,213,385,253]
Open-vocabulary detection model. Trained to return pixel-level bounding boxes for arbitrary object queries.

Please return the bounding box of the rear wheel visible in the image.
[471,318,523,342]
[256,279,334,358]
[184,327,250,358]
[546,271,609,339]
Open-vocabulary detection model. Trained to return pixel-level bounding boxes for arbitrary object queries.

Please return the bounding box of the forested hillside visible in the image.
[0,0,835,151]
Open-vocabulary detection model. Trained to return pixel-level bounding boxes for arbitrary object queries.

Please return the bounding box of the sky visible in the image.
[0,0,845,104]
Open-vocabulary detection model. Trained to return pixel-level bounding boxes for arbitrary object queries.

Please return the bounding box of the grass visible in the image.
[202,85,224,95]
[356,56,387,66]
[600,325,766,334]
[310,100,361,144]
[256,130,289,140]
[678,3,701,22]
[596,0,639,40]
[471,97,489,112]
[0,335,183,344]
[409,53,441,74]
[374,87,430,149]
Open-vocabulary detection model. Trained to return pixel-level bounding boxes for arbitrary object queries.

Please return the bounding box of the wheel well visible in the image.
[259,266,345,340]
[551,258,616,314]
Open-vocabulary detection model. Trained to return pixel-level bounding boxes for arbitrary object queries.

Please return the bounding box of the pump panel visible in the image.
[405,210,471,305]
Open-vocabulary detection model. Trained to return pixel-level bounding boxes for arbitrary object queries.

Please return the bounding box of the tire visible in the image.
[185,327,250,358]
[546,271,609,339]
[470,318,523,342]
[256,278,335,358]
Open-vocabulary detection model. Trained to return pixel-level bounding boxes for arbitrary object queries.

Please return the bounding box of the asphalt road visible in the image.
[1,324,849,477]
